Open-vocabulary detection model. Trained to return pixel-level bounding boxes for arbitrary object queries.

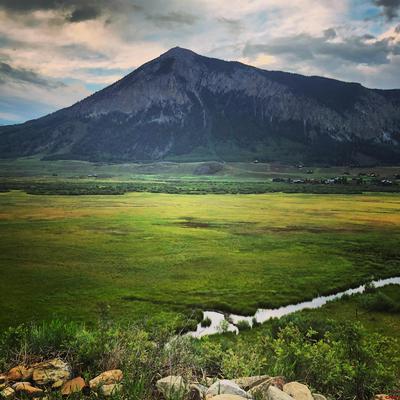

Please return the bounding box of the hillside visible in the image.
[0,47,400,165]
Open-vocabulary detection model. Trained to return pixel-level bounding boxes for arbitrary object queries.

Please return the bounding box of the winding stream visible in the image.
[187,276,400,338]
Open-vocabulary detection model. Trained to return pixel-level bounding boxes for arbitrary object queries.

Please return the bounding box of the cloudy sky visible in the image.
[1,0,400,125]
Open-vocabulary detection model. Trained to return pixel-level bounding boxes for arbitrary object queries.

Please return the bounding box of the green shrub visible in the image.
[201,317,212,327]
[236,320,251,331]
[360,291,400,313]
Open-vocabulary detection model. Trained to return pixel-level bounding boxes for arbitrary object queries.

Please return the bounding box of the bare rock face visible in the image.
[283,382,313,400]
[0,47,399,165]
[31,359,70,386]
[89,370,123,390]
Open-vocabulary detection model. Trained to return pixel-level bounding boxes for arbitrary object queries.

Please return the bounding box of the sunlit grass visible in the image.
[0,191,399,329]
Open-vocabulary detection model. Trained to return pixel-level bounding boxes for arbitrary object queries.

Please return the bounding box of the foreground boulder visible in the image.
[61,377,86,396]
[32,359,70,386]
[7,366,33,382]
[248,377,285,399]
[206,380,250,399]
[89,370,123,389]
[233,376,271,391]
[283,382,313,400]
[267,386,295,400]
[12,382,44,398]
[157,376,187,399]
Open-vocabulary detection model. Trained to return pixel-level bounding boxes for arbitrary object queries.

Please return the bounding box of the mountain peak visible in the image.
[160,46,198,60]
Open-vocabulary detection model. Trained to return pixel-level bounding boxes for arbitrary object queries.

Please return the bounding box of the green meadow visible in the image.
[1,188,399,330]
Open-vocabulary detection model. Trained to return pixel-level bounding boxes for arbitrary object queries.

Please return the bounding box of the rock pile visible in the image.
[0,359,122,398]
[156,375,327,400]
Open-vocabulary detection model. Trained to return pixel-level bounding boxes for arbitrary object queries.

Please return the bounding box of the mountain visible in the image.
[1,47,400,165]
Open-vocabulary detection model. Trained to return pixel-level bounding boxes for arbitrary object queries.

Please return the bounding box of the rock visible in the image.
[267,386,294,400]
[32,359,70,385]
[210,395,250,400]
[12,382,44,398]
[232,376,271,391]
[312,394,327,400]
[61,377,86,396]
[248,377,286,398]
[189,383,208,400]
[283,382,313,400]
[99,384,122,397]
[0,387,15,399]
[156,376,187,399]
[0,375,6,385]
[374,395,389,400]
[7,366,33,382]
[89,370,123,390]
[206,380,250,399]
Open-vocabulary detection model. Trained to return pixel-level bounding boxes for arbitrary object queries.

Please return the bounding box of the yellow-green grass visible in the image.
[0,190,399,329]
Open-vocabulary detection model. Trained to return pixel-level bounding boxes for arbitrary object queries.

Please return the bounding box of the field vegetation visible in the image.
[0,189,399,330]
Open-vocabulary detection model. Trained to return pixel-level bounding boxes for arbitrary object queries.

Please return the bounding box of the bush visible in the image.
[201,317,212,327]
[236,320,251,331]
[360,291,400,313]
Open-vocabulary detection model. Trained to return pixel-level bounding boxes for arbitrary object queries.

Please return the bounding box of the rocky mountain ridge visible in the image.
[1,47,400,165]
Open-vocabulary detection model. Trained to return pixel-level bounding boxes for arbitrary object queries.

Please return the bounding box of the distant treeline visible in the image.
[1,179,400,195]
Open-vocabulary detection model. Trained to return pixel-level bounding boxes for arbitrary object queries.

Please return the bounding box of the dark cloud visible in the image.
[323,28,337,39]
[67,5,101,22]
[0,0,107,22]
[217,17,243,34]
[243,32,399,66]
[373,0,400,21]
[0,62,65,88]
[145,11,198,27]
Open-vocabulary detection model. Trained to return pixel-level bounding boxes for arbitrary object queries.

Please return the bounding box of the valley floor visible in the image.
[0,189,399,332]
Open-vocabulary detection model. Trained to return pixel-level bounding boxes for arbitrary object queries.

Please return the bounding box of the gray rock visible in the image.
[206,380,250,399]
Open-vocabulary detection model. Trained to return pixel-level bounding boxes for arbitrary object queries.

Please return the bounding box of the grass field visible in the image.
[1,189,399,330]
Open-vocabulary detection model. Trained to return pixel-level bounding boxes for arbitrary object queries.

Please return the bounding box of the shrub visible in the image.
[201,317,212,327]
[360,291,400,313]
[236,320,251,331]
